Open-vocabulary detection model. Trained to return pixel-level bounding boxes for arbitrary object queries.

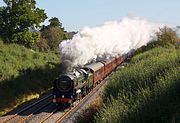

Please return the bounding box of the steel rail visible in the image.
[2,94,52,123]
[55,79,106,123]
[18,102,52,123]
[39,108,57,123]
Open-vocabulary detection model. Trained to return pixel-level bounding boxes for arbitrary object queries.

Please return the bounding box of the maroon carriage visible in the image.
[84,62,105,85]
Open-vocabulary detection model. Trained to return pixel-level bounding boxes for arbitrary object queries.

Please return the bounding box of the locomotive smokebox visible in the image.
[55,74,74,92]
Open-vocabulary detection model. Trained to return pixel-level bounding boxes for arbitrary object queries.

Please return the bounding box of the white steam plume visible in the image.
[60,17,162,67]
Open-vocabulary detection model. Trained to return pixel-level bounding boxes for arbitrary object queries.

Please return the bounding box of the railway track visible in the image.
[1,84,104,123]
[1,94,52,123]
[51,64,127,123]
[1,63,128,123]
[39,76,108,123]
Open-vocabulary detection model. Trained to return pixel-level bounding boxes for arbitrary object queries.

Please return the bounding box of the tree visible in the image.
[41,17,63,31]
[12,31,40,48]
[38,17,65,51]
[41,26,64,50]
[156,26,180,44]
[34,37,49,51]
[0,0,47,47]
[37,17,77,51]
[66,31,77,39]
[49,17,62,27]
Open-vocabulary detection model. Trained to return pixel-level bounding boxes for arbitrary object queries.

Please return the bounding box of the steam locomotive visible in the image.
[52,50,134,109]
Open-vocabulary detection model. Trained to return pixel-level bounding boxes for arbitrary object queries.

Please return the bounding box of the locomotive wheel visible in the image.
[88,87,92,93]
[86,87,89,94]
[70,102,74,109]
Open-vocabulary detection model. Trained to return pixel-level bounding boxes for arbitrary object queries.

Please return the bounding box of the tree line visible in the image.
[0,0,179,52]
[0,0,76,51]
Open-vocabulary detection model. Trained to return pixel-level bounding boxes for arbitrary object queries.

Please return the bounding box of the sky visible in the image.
[0,0,180,31]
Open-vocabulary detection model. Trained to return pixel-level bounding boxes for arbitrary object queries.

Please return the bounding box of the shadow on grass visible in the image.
[128,80,180,123]
[0,62,63,116]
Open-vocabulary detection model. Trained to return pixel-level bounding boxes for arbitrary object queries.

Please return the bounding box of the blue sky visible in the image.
[0,0,180,31]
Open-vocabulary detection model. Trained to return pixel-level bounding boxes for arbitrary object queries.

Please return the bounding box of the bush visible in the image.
[33,37,49,51]
[156,26,180,44]
[11,31,40,48]
[134,27,180,55]
[94,46,180,123]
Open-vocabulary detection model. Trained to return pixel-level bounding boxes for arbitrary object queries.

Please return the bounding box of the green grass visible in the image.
[94,44,180,123]
[0,40,62,115]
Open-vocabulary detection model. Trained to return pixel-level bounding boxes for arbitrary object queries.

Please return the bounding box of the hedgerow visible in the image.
[94,45,180,123]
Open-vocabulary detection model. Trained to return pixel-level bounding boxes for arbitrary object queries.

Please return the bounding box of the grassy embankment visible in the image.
[76,43,180,123]
[0,39,62,116]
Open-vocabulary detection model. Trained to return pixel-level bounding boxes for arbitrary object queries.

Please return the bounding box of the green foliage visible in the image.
[34,37,49,52]
[156,26,180,44]
[37,17,68,51]
[41,17,62,31]
[0,42,62,115]
[0,41,60,82]
[11,31,40,48]
[41,27,65,50]
[49,17,62,27]
[0,0,47,47]
[94,45,180,123]
[134,27,180,56]
[65,31,77,39]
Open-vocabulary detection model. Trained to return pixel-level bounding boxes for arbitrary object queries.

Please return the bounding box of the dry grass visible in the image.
[75,95,103,123]
[0,93,40,116]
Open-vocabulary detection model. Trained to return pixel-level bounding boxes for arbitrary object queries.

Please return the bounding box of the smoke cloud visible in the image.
[60,17,162,68]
